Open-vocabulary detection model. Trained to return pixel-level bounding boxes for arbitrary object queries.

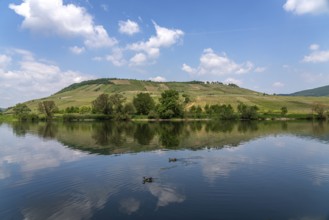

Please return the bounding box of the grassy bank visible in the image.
[0,114,17,122]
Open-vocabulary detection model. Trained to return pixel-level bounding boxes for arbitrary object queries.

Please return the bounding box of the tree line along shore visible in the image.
[1,89,328,122]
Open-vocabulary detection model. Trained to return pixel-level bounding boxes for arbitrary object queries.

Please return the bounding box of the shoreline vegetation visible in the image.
[1,88,328,123]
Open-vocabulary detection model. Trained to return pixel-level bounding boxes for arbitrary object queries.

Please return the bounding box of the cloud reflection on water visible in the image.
[0,127,87,182]
[148,183,186,208]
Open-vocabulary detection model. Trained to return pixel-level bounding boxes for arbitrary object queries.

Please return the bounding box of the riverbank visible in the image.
[0,112,322,122]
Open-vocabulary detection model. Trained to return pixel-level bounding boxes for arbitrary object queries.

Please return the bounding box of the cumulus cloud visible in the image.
[283,0,329,15]
[119,19,140,36]
[149,76,166,82]
[69,46,85,55]
[273,82,285,88]
[104,48,126,66]
[127,22,184,65]
[303,44,329,63]
[310,44,320,51]
[0,55,12,69]
[182,48,256,76]
[0,49,91,107]
[254,67,266,73]
[224,78,243,86]
[9,0,117,48]
[130,53,147,66]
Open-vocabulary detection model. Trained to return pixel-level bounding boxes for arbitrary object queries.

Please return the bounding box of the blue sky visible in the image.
[1,0,329,107]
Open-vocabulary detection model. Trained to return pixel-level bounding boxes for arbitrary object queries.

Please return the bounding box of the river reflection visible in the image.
[1,121,329,219]
[7,121,329,155]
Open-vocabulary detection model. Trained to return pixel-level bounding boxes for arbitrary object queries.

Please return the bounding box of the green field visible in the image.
[22,78,329,114]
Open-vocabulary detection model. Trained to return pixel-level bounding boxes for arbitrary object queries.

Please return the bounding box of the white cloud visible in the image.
[92,56,103,61]
[149,76,166,82]
[9,0,117,48]
[100,4,108,11]
[310,44,320,51]
[182,48,256,76]
[283,0,329,15]
[127,22,184,65]
[181,63,195,74]
[273,82,285,88]
[105,48,126,66]
[130,53,147,66]
[303,44,329,63]
[224,78,243,86]
[69,46,85,55]
[255,67,266,73]
[119,19,140,36]
[0,55,12,69]
[0,49,91,107]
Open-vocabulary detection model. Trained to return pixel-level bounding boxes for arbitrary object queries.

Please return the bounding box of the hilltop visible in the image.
[285,85,329,97]
[23,78,329,114]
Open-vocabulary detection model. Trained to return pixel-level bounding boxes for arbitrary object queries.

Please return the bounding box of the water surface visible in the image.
[1,121,329,220]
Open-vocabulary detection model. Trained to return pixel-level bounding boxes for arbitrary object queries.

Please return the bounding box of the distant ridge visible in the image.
[284,85,329,97]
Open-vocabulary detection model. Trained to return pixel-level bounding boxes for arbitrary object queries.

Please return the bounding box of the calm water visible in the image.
[1,121,329,220]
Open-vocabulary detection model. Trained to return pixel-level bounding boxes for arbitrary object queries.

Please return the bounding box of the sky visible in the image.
[1,0,329,107]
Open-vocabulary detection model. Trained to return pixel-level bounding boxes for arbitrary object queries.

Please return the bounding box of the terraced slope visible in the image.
[24,78,329,113]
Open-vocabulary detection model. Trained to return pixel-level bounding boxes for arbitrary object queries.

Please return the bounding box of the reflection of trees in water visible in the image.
[12,122,30,137]
[10,120,329,156]
[238,121,258,133]
[205,121,235,133]
[92,122,136,146]
[189,122,203,132]
[134,123,155,145]
[38,122,58,139]
[281,122,288,130]
[312,121,326,136]
[158,122,185,148]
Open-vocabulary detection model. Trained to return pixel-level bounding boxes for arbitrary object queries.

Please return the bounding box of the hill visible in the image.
[285,85,329,97]
[23,78,329,114]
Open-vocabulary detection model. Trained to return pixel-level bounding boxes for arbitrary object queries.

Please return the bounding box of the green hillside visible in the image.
[286,85,329,97]
[24,78,329,114]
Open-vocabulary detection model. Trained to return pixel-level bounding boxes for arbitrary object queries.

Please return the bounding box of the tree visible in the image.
[312,103,326,120]
[133,93,155,115]
[182,94,191,104]
[116,102,136,120]
[79,106,92,114]
[189,105,203,118]
[13,103,31,120]
[204,104,236,120]
[92,94,112,114]
[38,101,57,118]
[219,104,236,120]
[65,106,80,113]
[237,103,259,120]
[281,106,288,116]
[157,90,183,119]
[109,94,126,114]
[205,104,210,115]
